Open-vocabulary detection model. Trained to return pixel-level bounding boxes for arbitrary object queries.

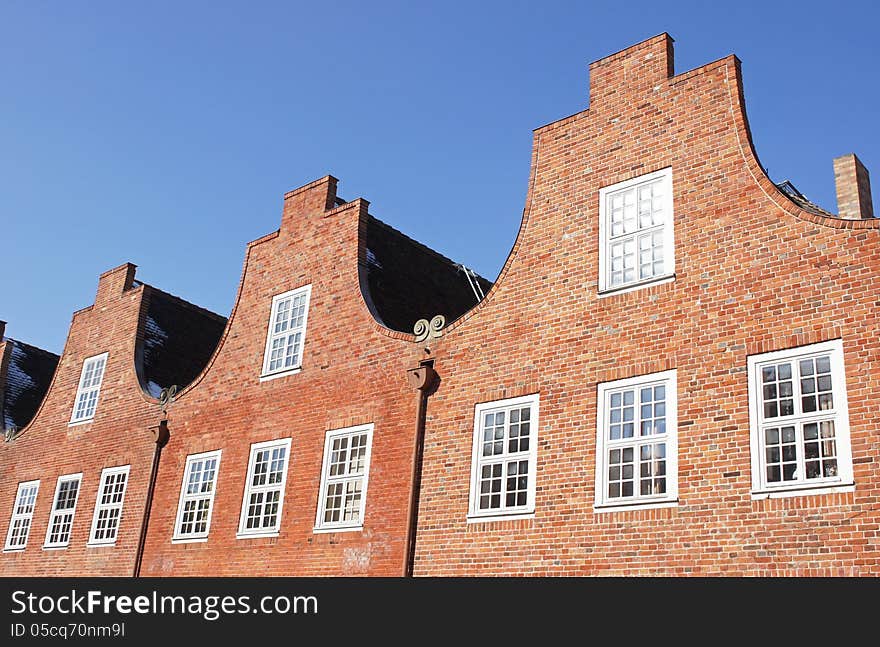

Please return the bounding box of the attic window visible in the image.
[598,168,675,295]
[260,286,311,381]
[70,352,108,424]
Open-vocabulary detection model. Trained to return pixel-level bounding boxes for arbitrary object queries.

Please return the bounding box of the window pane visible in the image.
[342,481,362,522]
[607,446,635,499]
[508,407,531,453]
[763,425,797,484]
[803,420,837,480]
[761,362,793,419]
[348,434,368,474]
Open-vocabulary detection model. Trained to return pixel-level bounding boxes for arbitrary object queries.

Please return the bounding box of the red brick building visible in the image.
[138,180,486,576]
[0,265,225,575]
[2,34,878,576]
[411,34,880,576]
[0,180,487,576]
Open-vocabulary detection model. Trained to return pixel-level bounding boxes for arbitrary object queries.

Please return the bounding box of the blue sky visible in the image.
[2,1,878,353]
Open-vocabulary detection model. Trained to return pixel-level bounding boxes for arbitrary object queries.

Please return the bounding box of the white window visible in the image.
[314,424,373,532]
[748,339,853,498]
[598,168,674,293]
[238,438,292,538]
[88,466,129,546]
[468,394,539,521]
[173,450,221,542]
[70,352,108,423]
[261,285,311,379]
[44,474,82,548]
[595,371,678,510]
[4,480,40,551]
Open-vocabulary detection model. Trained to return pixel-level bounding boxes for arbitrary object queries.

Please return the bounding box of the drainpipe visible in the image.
[133,419,169,577]
[403,359,438,577]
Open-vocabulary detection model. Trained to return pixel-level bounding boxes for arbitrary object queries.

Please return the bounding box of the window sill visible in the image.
[236,531,280,540]
[313,525,364,535]
[751,482,854,500]
[68,418,95,428]
[86,541,116,548]
[467,510,535,524]
[598,274,675,298]
[2,547,26,553]
[42,545,69,551]
[171,536,209,544]
[259,367,302,383]
[594,499,679,513]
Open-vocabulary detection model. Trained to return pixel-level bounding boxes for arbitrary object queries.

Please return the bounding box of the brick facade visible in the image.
[138,181,427,576]
[0,265,225,575]
[411,34,880,576]
[2,34,878,576]
[0,266,161,575]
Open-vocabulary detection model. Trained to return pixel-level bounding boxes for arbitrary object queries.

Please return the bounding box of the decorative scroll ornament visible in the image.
[413,315,446,343]
[159,385,178,415]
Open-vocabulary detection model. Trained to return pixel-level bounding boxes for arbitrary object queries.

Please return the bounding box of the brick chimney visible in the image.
[833,154,874,219]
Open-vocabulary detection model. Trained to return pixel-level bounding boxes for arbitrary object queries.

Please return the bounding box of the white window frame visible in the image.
[87,465,130,547]
[314,424,374,533]
[595,370,678,512]
[747,339,853,499]
[467,393,540,522]
[69,352,109,424]
[43,473,83,549]
[3,480,40,551]
[237,438,292,539]
[598,167,675,295]
[172,450,222,543]
[260,285,312,381]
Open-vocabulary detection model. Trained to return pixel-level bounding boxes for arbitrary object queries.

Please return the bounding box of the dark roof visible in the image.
[139,286,227,397]
[775,180,836,218]
[362,215,493,333]
[1,339,59,433]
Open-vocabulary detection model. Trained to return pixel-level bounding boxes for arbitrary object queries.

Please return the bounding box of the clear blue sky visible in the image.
[2,1,878,353]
